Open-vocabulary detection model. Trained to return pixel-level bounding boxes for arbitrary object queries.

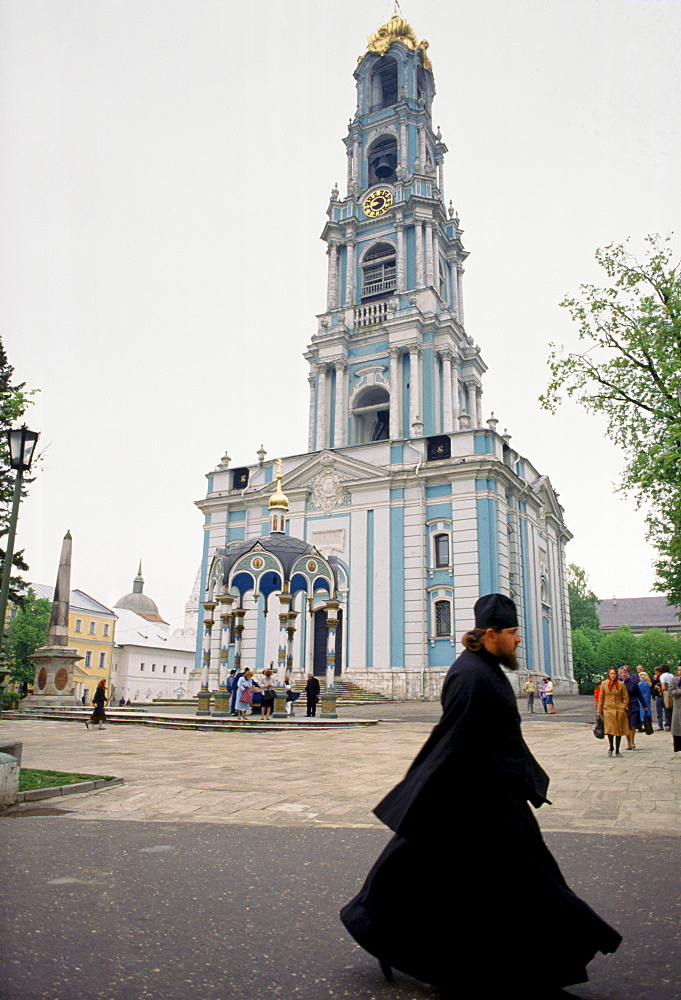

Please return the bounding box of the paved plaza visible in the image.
[1,698,680,1000]
[2,697,679,834]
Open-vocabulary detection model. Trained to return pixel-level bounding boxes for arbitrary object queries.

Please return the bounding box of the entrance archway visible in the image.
[313,608,343,676]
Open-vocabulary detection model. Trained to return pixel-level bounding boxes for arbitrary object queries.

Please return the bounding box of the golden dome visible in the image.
[268,460,289,511]
[365,14,432,71]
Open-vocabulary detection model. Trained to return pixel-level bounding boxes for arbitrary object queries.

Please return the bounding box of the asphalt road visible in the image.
[0,819,677,1000]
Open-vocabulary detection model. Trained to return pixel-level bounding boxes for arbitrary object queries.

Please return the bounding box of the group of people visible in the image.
[227,669,322,720]
[596,662,681,756]
[522,673,555,713]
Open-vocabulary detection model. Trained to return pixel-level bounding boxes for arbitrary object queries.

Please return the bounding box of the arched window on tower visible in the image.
[352,384,390,443]
[368,135,397,186]
[361,243,396,300]
[370,57,398,111]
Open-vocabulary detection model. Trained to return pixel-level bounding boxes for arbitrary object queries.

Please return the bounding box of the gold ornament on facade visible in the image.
[364,15,432,72]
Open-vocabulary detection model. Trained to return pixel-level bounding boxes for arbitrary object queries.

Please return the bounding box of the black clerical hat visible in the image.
[474,593,518,629]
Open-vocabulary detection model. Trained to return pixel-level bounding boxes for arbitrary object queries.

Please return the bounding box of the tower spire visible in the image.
[268,459,289,534]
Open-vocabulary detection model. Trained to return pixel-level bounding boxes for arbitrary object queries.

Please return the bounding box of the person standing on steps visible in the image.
[523,673,535,713]
[305,673,320,717]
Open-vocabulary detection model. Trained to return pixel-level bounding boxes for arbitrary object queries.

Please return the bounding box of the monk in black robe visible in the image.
[341,594,621,998]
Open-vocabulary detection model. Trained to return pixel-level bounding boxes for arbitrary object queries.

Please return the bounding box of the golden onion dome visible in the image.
[268,460,289,511]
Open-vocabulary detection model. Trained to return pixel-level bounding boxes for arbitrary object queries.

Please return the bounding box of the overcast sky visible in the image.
[1,0,679,629]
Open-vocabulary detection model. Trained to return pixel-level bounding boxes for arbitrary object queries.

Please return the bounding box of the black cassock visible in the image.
[340,647,621,994]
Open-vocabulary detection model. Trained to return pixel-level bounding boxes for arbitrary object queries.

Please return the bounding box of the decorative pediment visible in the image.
[528,475,565,526]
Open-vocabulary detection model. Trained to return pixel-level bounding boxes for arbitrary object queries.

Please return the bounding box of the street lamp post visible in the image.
[0,424,39,714]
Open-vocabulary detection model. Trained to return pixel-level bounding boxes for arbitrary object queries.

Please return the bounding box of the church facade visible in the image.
[194,16,576,699]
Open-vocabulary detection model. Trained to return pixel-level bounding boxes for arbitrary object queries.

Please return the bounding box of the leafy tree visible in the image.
[567,563,601,630]
[6,588,51,687]
[571,626,603,693]
[0,337,37,606]
[635,628,678,673]
[594,626,639,675]
[540,236,681,607]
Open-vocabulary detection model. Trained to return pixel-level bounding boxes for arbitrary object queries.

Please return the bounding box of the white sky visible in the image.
[1,0,679,628]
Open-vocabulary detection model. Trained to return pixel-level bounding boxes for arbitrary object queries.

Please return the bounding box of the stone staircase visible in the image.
[326,678,392,704]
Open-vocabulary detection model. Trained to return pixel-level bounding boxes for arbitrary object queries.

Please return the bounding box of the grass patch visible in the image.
[19,768,115,792]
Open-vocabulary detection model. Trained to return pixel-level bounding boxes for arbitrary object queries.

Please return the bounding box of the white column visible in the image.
[327,241,339,311]
[389,348,401,440]
[346,148,353,193]
[396,220,406,293]
[419,126,426,171]
[437,158,445,200]
[450,259,459,318]
[425,222,434,287]
[400,121,408,176]
[353,136,360,179]
[307,372,316,451]
[325,601,340,691]
[305,601,315,678]
[451,357,460,431]
[457,266,465,326]
[415,223,424,287]
[316,364,327,449]
[334,361,347,448]
[475,385,483,428]
[345,238,355,305]
[200,605,215,690]
[432,228,440,291]
[441,351,453,433]
[409,345,421,435]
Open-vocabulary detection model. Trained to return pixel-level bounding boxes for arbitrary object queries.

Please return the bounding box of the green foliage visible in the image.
[540,236,681,605]
[2,690,20,709]
[0,336,38,606]
[571,626,603,693]
[594,626,639,675]
[636,628,678,672]
[6,589,51,686]
[567,563,601,630]
[18,769,114,792]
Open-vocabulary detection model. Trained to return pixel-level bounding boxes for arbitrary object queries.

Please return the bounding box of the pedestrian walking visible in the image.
[523,674,535,712]
[285,675,299,717]
[651,667,665,731]
[305,673,320,717]
[597,668,629,757]
[226,669,237,715]
[340,593,621,998]
[231,667,246,715]
[619,666,646,749]
[85,679,108,731]
[543,676,555,714]
[235,670,256,721]
[660,665,674,731]
[260,669,276,721]
[669,663,681,754]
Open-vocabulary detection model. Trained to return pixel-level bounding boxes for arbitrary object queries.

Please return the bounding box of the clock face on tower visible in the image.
[363,188,394,218]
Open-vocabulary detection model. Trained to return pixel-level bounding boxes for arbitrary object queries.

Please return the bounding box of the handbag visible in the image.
[240,687,254,705]
[593,715,605,740]
[644,714,654,735]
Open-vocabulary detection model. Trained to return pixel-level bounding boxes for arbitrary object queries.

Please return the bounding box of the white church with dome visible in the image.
[111,564,197,702]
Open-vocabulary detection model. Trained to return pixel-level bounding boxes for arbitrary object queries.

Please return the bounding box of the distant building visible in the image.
[31,584,116,702]
[597,597,681,635]
[111,565,195,702]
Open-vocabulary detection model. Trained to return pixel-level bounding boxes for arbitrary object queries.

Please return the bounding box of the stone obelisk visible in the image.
[23,531,82,706]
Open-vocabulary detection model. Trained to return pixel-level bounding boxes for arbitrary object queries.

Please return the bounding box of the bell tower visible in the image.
[305,14,487,453]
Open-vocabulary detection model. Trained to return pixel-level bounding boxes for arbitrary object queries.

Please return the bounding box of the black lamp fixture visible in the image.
[7,424,40,471]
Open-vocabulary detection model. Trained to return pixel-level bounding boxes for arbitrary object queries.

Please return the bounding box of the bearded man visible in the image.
[341,594,621,999]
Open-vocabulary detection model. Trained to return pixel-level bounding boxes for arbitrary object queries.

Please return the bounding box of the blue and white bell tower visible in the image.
[195,15,577,701]
[307,15,486,453]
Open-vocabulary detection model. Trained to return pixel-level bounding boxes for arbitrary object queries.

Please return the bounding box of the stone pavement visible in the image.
[2,701,679,835]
